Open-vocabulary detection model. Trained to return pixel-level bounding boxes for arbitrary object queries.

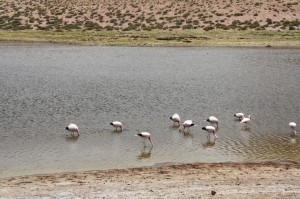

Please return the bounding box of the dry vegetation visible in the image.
[0,0,300,32]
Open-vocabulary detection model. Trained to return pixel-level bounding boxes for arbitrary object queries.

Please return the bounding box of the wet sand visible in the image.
[0,162,299,198]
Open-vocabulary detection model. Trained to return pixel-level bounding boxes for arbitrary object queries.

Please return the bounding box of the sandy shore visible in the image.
[0,161,300,198]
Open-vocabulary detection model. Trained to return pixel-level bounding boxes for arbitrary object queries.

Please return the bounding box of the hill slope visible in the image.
[1,0,300,31]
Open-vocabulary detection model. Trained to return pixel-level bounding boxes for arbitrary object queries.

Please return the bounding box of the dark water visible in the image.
[0,45,299,178]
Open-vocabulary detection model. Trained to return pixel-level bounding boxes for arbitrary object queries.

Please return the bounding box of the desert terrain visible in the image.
[0,0,300,46]
[0,0,300,31]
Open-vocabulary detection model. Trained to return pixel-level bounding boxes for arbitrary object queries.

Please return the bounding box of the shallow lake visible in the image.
[0,45,299,178]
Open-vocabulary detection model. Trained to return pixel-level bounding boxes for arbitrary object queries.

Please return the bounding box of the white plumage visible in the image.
[182,120,196,132]
[234,113,244,120]
[206,116,219,129]
[65,123,80,136]
[202,126,217,140]
[136,132,153,146]
[289,122,297,134]
[170,113,180,126]
[240,115,251,128]
[110,121,123,131]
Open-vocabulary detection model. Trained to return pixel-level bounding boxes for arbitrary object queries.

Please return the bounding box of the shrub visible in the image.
[234,13,244,16]
[64,24,81,30]
[182,24,193,29]
[104,25,114,31]
[203,26,214,31]
[84,21,100,30]
[193,20,199,25]
[266,18,272,24]
[289,26,295,30]
[183,13,189,18]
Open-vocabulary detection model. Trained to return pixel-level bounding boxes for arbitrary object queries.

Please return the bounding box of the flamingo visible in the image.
[110,121,123,131]
[65,123,80,136]
[135,132,153,146]
[206,116,219,129]
[234,113,244,120]
[289,122,297,135]
[170,113,180,126]
[202,126,217,140]
[181,120,196,132]
[240,115,251,128]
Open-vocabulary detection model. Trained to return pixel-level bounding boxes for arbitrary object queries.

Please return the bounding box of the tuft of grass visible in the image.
[0,30,299,47]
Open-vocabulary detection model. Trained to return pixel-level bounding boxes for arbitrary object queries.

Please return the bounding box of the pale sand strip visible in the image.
[0,162,300,198]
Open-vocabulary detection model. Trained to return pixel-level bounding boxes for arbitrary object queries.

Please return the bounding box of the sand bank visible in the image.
[0,161,299,198]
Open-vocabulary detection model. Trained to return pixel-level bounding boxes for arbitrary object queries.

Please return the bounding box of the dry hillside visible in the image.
[0,0,300,31]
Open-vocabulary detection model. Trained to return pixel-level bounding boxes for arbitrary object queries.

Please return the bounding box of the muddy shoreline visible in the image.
[1,39,300,48]
[1,161,299,198]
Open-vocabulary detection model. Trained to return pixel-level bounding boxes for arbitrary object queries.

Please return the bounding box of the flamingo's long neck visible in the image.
[149,138,153,146]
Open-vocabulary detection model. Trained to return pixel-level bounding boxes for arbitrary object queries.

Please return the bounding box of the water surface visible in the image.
[0,45,299,178]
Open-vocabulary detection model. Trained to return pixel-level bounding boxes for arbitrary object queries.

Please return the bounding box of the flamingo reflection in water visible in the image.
[65,134,79,142]
[137,146,153,160]
[202,140,216,149]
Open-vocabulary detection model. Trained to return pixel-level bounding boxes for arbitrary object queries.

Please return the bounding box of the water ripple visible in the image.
[0,46,299,177]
